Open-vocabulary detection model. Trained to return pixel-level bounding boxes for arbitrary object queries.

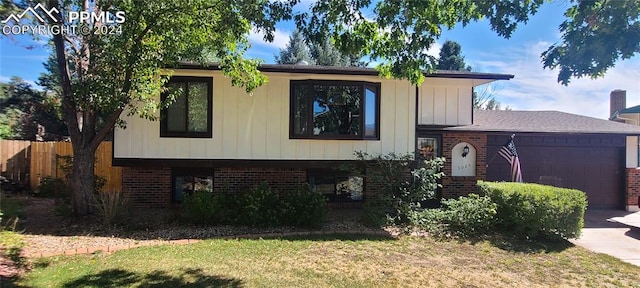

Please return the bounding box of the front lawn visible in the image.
[14,235,640,287]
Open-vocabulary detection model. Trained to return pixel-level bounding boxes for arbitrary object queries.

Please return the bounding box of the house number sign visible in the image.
[451,142,476,177]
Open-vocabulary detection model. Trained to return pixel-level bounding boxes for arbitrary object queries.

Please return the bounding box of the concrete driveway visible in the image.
[569,209,640,266]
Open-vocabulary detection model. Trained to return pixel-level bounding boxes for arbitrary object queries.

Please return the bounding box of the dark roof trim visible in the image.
[174,62,514,81]
[441,128,640,136]
[113,158,362,168]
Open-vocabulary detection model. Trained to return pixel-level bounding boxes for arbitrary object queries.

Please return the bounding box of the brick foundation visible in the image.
[122,167,172,208]
[626,168,640,212]
[213,167,307,194]
[441,132,487,199]
[122,166,378,208]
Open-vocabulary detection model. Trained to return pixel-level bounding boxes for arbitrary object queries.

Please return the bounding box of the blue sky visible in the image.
[2,1,639,119]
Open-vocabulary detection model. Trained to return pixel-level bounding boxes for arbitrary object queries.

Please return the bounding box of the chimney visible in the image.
[610,89,627,117]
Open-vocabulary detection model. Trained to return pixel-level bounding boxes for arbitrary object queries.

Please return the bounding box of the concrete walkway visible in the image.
[570,209,640,266]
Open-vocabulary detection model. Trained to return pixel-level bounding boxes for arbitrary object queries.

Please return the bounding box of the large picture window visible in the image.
[290,80,380,140]
[161,76,213,138]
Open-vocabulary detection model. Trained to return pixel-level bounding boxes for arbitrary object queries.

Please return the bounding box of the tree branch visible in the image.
[90,107,123,151]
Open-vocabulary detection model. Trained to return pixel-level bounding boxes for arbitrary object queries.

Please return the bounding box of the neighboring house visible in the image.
[113,64,640,211]
[609,89,640,212]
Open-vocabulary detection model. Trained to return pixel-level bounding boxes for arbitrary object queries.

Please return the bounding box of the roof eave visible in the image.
[172,62,514,81]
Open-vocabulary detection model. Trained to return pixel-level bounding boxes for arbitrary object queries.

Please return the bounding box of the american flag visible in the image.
[498,137,523,182]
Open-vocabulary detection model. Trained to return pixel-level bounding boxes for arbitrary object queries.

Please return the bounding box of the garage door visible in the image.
[486,134,625,209]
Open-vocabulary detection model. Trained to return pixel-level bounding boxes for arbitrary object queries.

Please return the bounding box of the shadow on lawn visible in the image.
[261,233,396,242]
[462,235,574,254]
[59,268,243,288]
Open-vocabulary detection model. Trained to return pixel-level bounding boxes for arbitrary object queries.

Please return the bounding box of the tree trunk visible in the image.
[69,147,96,216]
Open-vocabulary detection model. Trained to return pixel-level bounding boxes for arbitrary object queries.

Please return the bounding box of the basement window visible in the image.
[171,169,213,203]
[308,169,364,202]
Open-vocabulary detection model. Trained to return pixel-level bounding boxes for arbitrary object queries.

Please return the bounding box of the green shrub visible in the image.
[351,152,445,225]
[440,194,497,237]
[478,181,587,240]
[410,194,496,237]
[235,183,282,227]
[409,208,447,235]
[280,185,327,228]
[182,190,228,225]
[36,176,68,198]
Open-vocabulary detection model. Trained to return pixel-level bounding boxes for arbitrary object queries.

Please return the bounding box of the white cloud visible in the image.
[471,41,640,119]
[248,28,291,50]
[425,41,441,58]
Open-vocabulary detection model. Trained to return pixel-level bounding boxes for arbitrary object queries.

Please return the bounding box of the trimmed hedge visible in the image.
[478,181,587,239]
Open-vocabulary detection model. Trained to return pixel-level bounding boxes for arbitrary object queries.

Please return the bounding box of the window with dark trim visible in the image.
[290,80,380,140]
[308,169,364,202]
[171,168,214,203]
[417,135,442,160]
[161,76,213,138]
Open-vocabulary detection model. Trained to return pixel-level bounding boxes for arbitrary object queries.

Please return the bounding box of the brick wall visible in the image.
[441,132,487,198]
[121,165,402,208]
[122,167,171,208]
[626,168,640,211]
[213,167,306,194]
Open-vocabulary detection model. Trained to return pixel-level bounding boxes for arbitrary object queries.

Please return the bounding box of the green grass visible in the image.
[13,235,640,287]
[0,193,27,226]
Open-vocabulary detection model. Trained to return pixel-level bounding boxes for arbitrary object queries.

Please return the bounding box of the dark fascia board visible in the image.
[445,128,640,136]
[173,62,514,81]
[113,158,364,169]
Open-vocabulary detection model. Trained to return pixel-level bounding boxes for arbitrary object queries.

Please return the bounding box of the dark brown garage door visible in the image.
[486,134,625,209]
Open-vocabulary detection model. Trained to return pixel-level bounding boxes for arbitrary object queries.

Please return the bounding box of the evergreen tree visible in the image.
[437,40,472,71]
[275,29,314,64]
[311,37,366,67]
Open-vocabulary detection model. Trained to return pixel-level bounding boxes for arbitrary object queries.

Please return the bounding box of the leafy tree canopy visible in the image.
[542,0,640,85]
[295,0,637,85]
[0,77,66,140]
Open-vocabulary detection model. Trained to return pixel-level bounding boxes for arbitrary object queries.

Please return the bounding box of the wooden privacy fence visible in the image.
[0,140,122,192]
[0,140,31,182]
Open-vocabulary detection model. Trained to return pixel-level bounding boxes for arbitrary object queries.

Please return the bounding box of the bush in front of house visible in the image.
[182,190,229,225]
[478,181,587,240]
[351,151,445,226]
[234,183,284,227]
[409,194,497,238]
[280,185,327,228]
[181,182,328,228]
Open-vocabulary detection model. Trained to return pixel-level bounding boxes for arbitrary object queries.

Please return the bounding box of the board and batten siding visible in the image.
[114,69,416,160]
[417,79,483,126]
